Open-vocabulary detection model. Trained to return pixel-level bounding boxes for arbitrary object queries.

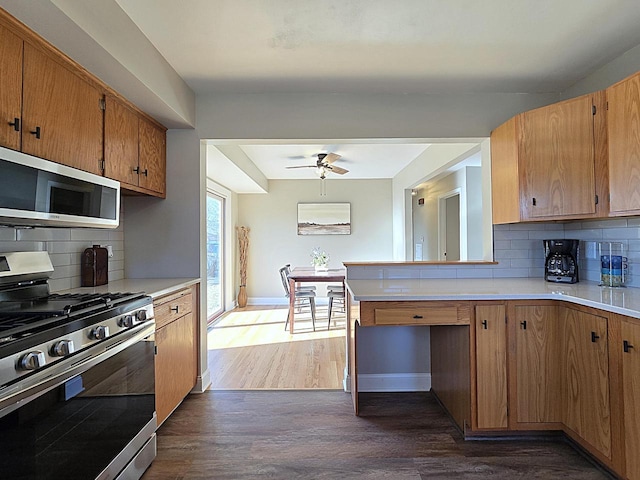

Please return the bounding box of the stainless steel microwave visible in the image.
[0,146,120,229]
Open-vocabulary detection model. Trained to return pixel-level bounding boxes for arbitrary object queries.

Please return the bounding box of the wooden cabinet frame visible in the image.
[0,9,166,197]
[347,297,635,479]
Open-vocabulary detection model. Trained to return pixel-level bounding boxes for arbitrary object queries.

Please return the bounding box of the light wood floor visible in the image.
[207,305,346,389]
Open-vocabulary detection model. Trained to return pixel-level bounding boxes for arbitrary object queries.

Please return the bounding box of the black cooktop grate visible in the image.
[0,292,146,343]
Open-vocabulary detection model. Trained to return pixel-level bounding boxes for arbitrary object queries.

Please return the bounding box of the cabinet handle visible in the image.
[481,320,488,329]
[133,166,140,174]
[591,331,600,343]
[141,168,148,177]
[520,320,527,330]
[624,340,634,353]
[412,315,423,319]
[8,118,20,131]
[30,126,41,139]
[532,197,537,206]
[170,306,179,313]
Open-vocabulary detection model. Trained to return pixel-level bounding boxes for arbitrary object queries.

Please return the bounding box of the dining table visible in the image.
[287,266,346,333]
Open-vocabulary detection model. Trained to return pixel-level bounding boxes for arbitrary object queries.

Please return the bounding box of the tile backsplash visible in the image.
[0,219,125,292]
[349,217,640,287]
[495,218,640,287]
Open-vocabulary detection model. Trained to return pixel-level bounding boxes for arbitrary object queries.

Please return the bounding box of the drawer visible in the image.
[155,288,193,329]
[374,306,466,325]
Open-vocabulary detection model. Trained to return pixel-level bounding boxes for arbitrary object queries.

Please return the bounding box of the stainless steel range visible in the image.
[0,251,156,480]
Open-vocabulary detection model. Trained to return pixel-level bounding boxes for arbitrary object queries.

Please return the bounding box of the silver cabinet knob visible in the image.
[118,314,135,328]
[18,351,46,370]
[51,340,75,357]
[90,325,109,340]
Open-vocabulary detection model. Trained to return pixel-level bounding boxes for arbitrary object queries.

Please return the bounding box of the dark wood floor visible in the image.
[142,391,610,480]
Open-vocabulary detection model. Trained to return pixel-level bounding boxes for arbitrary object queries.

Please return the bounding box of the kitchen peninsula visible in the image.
[345,273,640,480]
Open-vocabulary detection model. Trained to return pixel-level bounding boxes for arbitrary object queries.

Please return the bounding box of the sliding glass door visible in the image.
[206,192,224,320]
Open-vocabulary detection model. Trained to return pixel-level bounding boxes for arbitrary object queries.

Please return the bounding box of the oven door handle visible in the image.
[0,322,155,414]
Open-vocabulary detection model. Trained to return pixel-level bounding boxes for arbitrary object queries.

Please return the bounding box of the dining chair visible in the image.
[284,264,316,292]
[279,266,317,332]
[327,287,345,330]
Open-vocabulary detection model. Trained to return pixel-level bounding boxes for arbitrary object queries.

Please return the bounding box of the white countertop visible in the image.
[62,278,200,299]
[346,277,640,320]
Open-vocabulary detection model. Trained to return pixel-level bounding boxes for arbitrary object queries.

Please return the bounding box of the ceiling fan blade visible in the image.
[286,165,316,169]
[324,153,341,165]
[328,165,349,175]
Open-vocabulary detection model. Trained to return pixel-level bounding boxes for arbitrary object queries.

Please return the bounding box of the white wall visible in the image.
[237,179,393,302]
[195,92,560,140]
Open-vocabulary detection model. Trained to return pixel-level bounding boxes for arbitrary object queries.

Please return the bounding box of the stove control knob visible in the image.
[136,310,147,322]
[90,326,110,340]
[18,351,46,370]
[118,315,135,328]
[51,340,75,357]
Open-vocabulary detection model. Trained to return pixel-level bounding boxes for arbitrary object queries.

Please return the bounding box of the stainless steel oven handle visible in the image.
[0,322,155,414]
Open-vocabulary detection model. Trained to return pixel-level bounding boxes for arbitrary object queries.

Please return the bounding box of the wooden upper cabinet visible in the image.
[104,96,139,186]
[608,71,640,215]
[521,93,599,219]
[138,118,166,196]
[22,43,103,175]
[0,24,23,151]
[621,318,640,480]
[562,307,611,459]
[514,305,562,425]
[490,116,522,224]
[490,91,608,224]
[475,304,508,430]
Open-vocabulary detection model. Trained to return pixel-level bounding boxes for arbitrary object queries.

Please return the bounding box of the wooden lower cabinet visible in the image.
[154,286,198,425]
[474,304,508,429]
[621,318,640,479]
[513,304,562,425]
[561,307,611,459]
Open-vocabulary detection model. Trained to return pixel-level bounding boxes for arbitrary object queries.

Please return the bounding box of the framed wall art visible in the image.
[297,203,351,235]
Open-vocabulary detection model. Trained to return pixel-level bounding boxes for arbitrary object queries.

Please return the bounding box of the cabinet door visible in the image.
[22,43,103,175]
[608,72,640,214]
[475,305,508,429]
[155,312,197,425]
[104,96,139,186]
[0,25,23,151]
[621,319,640,479]
[515,305,562,424]
[139,119,166,196]
[562,308,611,458]
[520,94,597,218]
[490,116,521,224]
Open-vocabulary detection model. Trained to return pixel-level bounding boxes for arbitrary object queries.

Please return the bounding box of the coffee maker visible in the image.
[544,239,579,283]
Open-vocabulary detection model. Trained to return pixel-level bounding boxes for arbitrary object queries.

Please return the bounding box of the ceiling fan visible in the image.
[286,153,349,179]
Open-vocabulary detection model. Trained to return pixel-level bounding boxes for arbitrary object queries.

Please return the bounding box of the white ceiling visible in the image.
[238,143,430,179]
[116,0,640,95]
[89,1,638,188]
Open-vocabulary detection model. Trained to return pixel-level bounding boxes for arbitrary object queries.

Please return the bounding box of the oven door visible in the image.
[0,326,156,480]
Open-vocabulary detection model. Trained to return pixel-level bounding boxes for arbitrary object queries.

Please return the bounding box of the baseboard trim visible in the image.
[192,368,211,393]
[357,373,431,392]
[247,297,332,306]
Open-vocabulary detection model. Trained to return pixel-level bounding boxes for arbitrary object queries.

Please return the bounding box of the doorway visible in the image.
[438,189,461,261]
